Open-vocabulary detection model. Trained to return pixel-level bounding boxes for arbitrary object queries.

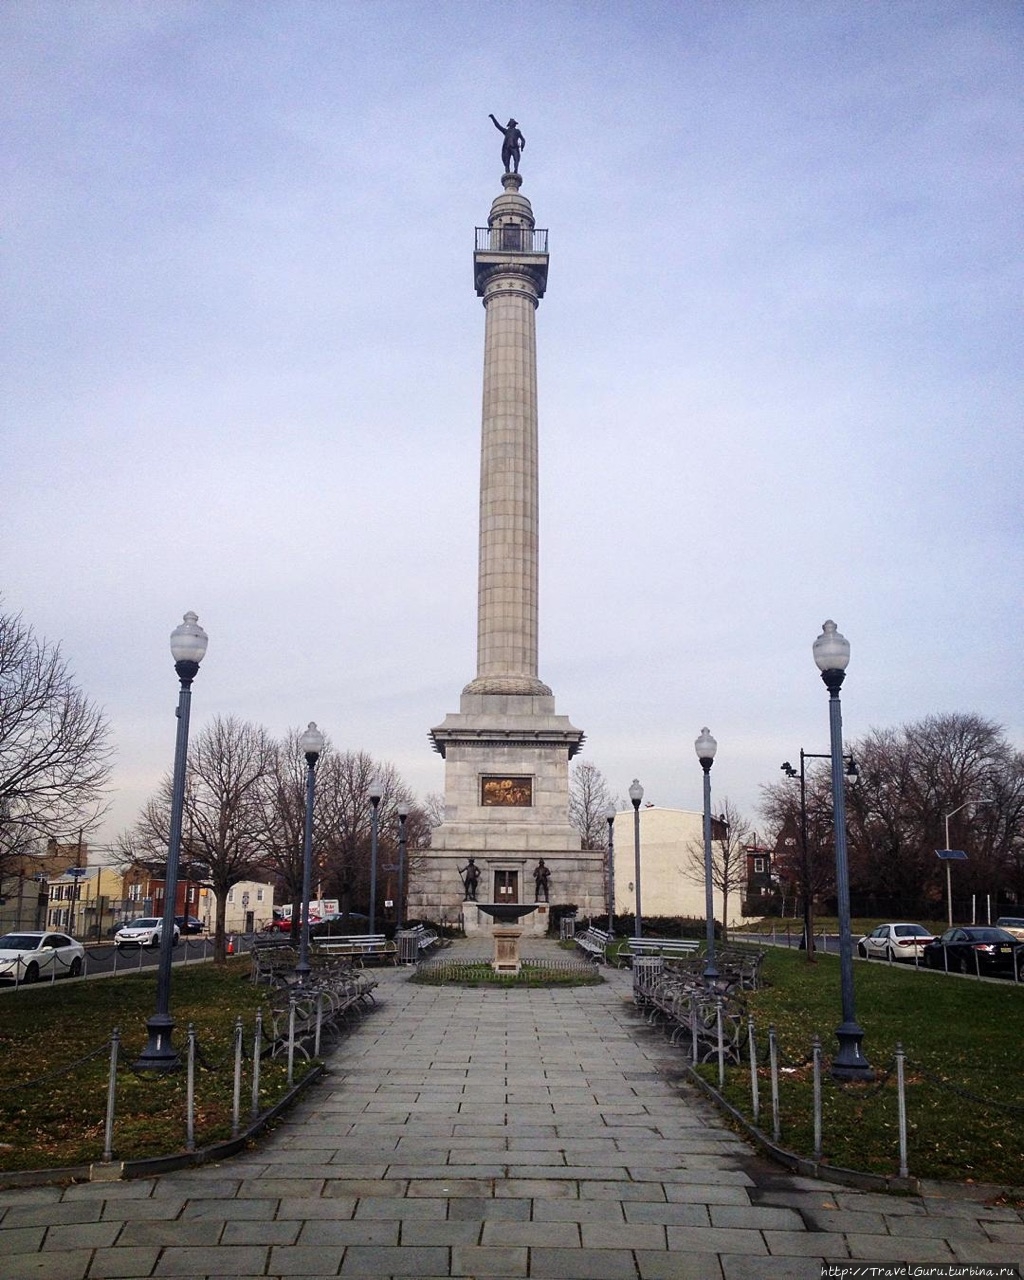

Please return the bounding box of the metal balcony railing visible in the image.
[475,226,548,255]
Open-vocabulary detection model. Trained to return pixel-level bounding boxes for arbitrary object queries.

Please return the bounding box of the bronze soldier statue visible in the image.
[489,114,525,174]
[533,859,551,903]
[460,859,480,902]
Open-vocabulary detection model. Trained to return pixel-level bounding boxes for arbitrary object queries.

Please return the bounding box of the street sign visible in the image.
[935,849,968,861]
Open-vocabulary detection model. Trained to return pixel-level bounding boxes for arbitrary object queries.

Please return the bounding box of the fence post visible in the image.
[185,1023,196,1153]
[747,1016,760,1126]
[769,1024,781,1144]
[896,1041,909,1179]
[811,1034,822,1161]
[314,993,324,1059]
[715,997,725,1088]
[231,1017,243,1138]
[287,995,297,1086]
[690,998,698,1064]
[102,1028,120,1163]
[251,1009,263,1121]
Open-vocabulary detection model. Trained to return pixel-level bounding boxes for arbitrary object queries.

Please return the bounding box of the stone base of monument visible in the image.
[492,926,524,975]
[476,903,538,975]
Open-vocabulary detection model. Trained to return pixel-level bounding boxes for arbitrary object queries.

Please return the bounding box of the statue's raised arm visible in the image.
[489,113,525,175]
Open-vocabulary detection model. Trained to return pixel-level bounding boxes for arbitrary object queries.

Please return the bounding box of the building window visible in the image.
[257,888,264,902]
[753,858,765,874]
[481,776,533,807]
[228,890,235,904]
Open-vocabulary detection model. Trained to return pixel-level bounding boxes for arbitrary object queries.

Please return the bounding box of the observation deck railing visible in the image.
[475,226,548,254]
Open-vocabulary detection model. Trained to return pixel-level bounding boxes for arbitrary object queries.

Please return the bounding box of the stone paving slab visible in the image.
[0,937,1021,1279]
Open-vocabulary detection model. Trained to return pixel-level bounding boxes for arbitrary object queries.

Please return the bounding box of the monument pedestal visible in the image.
[492,927,523,975]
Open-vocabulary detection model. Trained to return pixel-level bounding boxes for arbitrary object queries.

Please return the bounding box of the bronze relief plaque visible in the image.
[481,776,533,807]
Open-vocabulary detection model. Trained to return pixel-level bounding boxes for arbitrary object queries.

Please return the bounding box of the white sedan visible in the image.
[857,922,935,962]
[0,931,85,983]
[114,917,180,949]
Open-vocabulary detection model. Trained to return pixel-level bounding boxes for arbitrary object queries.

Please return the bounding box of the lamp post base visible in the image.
[831,1021,875,1081]
[133,1013,180,1073]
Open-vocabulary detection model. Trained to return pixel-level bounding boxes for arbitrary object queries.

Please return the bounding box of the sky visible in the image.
[3,1,1021,854]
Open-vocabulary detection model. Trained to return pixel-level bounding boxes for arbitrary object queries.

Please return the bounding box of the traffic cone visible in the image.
[226,934,235,955]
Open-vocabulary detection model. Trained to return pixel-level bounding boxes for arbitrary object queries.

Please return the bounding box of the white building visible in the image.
[216,879,276,934]
[611,806,744,929]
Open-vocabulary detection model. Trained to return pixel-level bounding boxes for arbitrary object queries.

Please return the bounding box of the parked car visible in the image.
[0,931,85,983]
[265,912,320,934]
[994,916,1024,942]
[856,922,935,962]
[174,915,205,934]
[922,926,1022,978]
[115,918,180,949]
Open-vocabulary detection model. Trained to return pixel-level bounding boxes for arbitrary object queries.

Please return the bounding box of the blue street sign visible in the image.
[935,849,968,861]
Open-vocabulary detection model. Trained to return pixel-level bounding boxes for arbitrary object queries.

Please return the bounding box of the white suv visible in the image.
[115,917,180,949]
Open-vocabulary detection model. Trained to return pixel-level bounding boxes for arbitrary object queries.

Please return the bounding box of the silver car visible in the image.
[857,922,935,962]
[0,931,85,983]
[114,917,180,949]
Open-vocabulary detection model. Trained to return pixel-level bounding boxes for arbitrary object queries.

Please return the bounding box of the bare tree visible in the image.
[252,727,309,938]
[0,607,111,874]
[314,751,417,924]
[134,716,272,959]
[568,760,615,849]
[684,796,751,944]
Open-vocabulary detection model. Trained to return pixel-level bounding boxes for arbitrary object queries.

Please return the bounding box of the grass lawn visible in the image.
[700,946,1023,1185]
[0,960,314,1173]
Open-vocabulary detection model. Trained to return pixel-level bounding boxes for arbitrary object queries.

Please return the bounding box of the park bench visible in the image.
[574,926,613,963]
[250,936,299,985]
[715,945,767,991]
[312,933,397,965]
[638,964,747,1066]
[627,937,700,965]
[266,964,379,1061]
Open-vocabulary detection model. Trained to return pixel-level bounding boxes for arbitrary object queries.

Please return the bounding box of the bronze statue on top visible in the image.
[489,114,525,174]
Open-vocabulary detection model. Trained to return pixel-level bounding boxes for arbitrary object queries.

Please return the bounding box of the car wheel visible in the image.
[885,947,896,963]
[958,955,971,975]
[69,957,83,978]
[857,943,867,958]
[24,961,40,983]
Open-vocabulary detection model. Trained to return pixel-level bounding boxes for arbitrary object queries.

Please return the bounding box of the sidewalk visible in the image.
[0,938,1020,1279]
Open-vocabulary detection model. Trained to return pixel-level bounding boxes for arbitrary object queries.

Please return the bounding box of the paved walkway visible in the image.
[1,939,1021,1279]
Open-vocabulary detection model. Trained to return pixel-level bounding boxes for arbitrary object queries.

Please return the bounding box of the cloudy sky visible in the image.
[4,1,1021,851]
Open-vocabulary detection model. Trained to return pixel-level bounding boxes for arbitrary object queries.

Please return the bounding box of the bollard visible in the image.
[769,1024,781,1144]
[896,1041,909,1178]
[747,1016,760,1126]
[811,1034,822,1161]
[251,1010,263,1121]
[226,934,235,956]
[231,1017,243,1138]
[103,1028,120,1163]
[185,1023,197,1153]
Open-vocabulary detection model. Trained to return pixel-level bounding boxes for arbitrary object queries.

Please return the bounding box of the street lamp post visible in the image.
[813,619,872,1081]
[396,803,409,929]
[695,728,719,982]
[135,612,208,1072]
[629,779,644,937]
[781,749,858,958]
[295,722,325,982]
[603,804,617,927]
[368,779,383,934]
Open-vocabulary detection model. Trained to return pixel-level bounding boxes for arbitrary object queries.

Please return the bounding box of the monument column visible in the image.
[465,172,550,697]
[410,146,606,933]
